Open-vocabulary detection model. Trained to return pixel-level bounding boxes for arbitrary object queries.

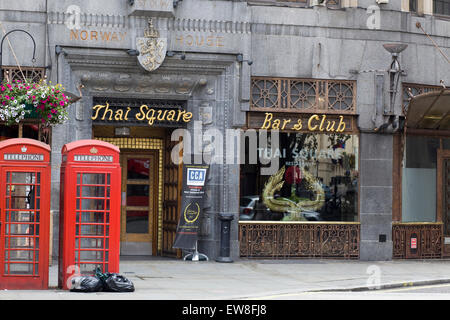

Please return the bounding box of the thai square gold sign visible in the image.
[137,19,167,72]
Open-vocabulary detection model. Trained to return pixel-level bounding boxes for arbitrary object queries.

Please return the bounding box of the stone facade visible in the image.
[1,0,449,261]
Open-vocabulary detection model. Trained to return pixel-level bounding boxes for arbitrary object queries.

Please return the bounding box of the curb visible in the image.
[311,278,450,292]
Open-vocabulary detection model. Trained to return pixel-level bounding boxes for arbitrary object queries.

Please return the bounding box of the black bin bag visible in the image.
[103,273,135,292]
[70,276,103,292]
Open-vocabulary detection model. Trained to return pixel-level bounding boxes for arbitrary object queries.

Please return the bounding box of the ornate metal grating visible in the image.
[392,223,442,259]
[402,82,442,113]
[239,222,360,259]
[251,77,356,114]
[2,66,45,83]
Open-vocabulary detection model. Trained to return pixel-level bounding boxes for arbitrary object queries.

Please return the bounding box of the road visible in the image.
[251,283,450,300]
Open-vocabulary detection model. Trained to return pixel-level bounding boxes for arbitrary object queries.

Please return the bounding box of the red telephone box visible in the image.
[0,138,51,290]
[58,140,121,290]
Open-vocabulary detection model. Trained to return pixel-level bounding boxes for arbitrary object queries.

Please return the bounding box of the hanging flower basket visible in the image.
[0,79,70,126]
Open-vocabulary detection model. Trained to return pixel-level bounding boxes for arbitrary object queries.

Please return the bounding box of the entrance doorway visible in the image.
[438,149,450,257]
[120,152,159,255]
[94,132,182,258]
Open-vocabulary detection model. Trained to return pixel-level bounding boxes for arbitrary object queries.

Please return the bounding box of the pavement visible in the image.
[2,257,450,300]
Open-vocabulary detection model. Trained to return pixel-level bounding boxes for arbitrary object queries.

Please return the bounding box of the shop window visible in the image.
[434,0,450,15]
[410,0,418,11]
[402,136,439,222]
[239,132,359,222]
[0,124,49,144]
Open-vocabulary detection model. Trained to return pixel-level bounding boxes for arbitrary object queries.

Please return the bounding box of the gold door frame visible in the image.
[96,137,164,254]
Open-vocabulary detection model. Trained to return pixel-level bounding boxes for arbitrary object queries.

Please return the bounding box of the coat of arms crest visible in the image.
[137,19,167,72]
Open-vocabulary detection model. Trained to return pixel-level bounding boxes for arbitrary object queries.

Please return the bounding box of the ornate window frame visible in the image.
[250,76,357,115]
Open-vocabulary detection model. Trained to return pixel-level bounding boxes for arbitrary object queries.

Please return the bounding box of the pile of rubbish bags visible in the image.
[70,267,135,293]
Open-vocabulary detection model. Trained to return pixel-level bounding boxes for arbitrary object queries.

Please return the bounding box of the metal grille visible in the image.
[162,135,181,257]
[75,173,111,274]
[239,222,360,259]
[95,137,163,150]
[250,77,356,114]
[2,66,45,83]
[3,171,41,276]
[392,223,443,259]
[402,83,442,113]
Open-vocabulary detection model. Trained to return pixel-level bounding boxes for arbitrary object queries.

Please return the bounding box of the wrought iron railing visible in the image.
[239,221,360,259]
[392,222,442,259]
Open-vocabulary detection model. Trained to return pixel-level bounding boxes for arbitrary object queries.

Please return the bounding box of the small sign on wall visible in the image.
[411,237,417,249]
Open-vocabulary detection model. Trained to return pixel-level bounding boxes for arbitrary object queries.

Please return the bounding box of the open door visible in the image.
[120,152,158,256]
[162,135,182,258]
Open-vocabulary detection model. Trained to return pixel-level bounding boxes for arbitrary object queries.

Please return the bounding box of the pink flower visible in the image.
[32,96,36,100]
[51,109,56,113]
[5,95,9,100]
[59,101,65,106]
[48,114,52,119]
[0,86,5,91]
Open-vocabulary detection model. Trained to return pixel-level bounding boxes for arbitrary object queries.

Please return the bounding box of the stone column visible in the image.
[359,133,393,261]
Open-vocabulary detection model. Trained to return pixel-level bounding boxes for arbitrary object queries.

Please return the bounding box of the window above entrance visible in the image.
[250,77,356,115]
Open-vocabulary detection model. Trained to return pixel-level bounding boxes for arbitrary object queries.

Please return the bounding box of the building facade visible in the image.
[0,0,449,263]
